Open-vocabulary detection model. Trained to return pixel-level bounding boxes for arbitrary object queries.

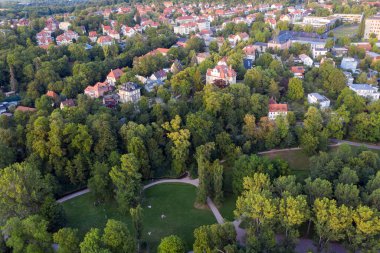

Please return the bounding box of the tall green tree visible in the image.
[109,154,142,213]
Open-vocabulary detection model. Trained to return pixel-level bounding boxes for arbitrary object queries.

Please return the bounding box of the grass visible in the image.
[62,183,216,252]
[331,24,359,38]
[219,194,237,221]
[262,144,380,181]
[262,149,311,181]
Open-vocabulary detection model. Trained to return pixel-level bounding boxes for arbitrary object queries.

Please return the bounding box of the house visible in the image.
[89,31,98,42]
[15,106,37,113]
[307,93,330,108]
[344,71,354,85]
[118,82,141,103]
[299,54,313,67]
[196,52,211,64]
[145,79,165,92]
[150,70,167,81]
[60,99,75,109]
[366,51,380,62]
[170,60,183,74]
[56,30,79,46]
[106,68,123,86]
[340,57,358,72]
[268,99,288,120]
[84,82,111,98]
[312,47,328,59]
[291,66,305,79]
[97,36,114,47]
[108,30,120,40]
[206,60,237,86]
[46,90,59,102]
[103,94,119,108]
[121,26,136,37]
[332,47,348,57]
[349,84,380,101]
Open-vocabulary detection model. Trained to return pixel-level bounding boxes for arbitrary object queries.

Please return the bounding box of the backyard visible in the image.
[62,183,216,252]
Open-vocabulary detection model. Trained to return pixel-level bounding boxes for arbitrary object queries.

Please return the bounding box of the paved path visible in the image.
[57,176,350,252]
[56,189,90,203]
[331,139,380,150]
[143,176,224,225]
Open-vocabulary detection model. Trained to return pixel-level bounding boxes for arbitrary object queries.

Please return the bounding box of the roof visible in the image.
[291,66,305,73]
[308,93,329,102]
[16,106,37,112]
[46,90,59,99]
[269,103,288,113]
[107,68,123,79]
[61,99,75,107]
[119,82,140,92]
[349,84,378,91]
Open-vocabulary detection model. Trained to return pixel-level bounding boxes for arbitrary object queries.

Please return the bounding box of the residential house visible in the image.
[307,93,330,108]
[291,66,305,79]
[60,99,75,109]
[340,57,358,72]
[150,69,168,81]
[89,31,98,42]
[84,82,111,98]
[118,82,141,103]
[97,36,114,47]
[299,54,313,67]
[196,52,211,64]
[106,68,123,86]
[349,84,380,101]
[268,99,288,120]
[121,26,136,37]
[206,60,237,86]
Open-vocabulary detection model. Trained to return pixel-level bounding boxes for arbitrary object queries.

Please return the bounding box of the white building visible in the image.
[364,15,380,39]
[349,84,380,101]
[299,54,313,67]
[340,57,358,72]
[118,82,141,103]
[308,93,330,108]
[312,47,328,59]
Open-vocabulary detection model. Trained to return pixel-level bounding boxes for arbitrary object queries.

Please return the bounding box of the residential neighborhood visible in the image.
[1,0,380,252]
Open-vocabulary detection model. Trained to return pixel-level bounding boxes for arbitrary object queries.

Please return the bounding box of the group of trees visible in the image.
[235,163,380,252]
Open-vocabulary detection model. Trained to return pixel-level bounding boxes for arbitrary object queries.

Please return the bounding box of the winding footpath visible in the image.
[57,176,347,252]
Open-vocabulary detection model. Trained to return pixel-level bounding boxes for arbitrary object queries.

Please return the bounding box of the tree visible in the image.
[279,195,309,248]
[193,223,236,253]
[80,228,108,253]
[88,162,113,202]
[0,162,51,222]
[162,115,191,175]
[158,235,185,253]
[301,107,326,155]
[127,136,150,179]
[102,219,135,253]
[109,154,142,213]
[130,205,143,251]
[273,175,302,197]
[338,167,359,185]
[287,78,304,101]
[234,174,277,252]
[212,160,223,205]
[346,205,380,252]
[313,198,352,252]
[196,143,215,204]
[335,183,360,207]
[3,215,53,253]
[53,228,80,253]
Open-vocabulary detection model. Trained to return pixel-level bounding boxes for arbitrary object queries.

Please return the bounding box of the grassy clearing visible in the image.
[62,183,216,252]
[219,194,237,222]
[262,144,380,181]
[331,24,359,38]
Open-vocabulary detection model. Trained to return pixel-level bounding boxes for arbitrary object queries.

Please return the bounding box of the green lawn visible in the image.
[219,194,237,221]
[62,183,216,252]
[262,149,311,181]
[262,145,380,181]
[332,24,359,38]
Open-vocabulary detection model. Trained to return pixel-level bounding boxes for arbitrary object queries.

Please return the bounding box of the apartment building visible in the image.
[364,15,380,39]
